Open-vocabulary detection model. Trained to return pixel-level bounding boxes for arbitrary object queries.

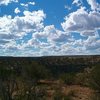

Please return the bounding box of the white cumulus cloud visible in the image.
[87,0,100,11]
[72,0,82,7]
[14,7,21,14]
[61,7,100,36]
[0,10,46,45]
[28,2,35,6]
[0,0,18,5]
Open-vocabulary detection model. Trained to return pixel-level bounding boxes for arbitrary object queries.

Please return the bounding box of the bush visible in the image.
[89,64,100,100]
[89,64,100,91]
[60,73,75,85]
[75,72,89,86]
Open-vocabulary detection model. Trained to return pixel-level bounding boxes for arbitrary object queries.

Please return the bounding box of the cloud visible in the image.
[0,0,100,56]
[0,9,46,53]
[0,10,46,55]
[0,39,10,44]
[61,7,100,36]
[20,1,35,8]
[71,33,100,52]
[5,41,21,50]
[32,25,71,44]
[20,3,28,7]
[72,0,83,7]
[84,35,100,50]
[0,10,45,42]
[0,0,18,5]
[65,5,71,10]
[19,25,73,56]
[28,2,35,6]
[14,7,21,14]
[87,0,100,11]
[1,20,98,56]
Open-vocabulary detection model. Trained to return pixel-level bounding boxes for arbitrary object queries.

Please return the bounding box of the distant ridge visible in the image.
[0,55,100,58]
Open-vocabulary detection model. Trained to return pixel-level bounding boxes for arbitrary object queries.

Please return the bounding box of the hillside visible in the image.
[0,55,100,100]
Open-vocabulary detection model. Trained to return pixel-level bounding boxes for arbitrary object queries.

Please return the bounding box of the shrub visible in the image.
[89,64,100,100]
[60,73,75,85]
[89,64,100,91]
[75,72,89,86]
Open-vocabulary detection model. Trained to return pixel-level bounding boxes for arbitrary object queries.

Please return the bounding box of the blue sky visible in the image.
[0,0,100,56]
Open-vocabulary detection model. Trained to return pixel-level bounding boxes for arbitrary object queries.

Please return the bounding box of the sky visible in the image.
[0,0,100,56]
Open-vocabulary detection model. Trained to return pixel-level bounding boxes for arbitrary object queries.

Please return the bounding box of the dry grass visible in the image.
[38,80,94,100]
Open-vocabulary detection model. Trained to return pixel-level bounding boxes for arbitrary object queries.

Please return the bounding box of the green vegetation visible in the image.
[0,60,50,100]
[89,64,100,91]
[0,56,100,100]
[60,73,75,85]
[89,64,100,100]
